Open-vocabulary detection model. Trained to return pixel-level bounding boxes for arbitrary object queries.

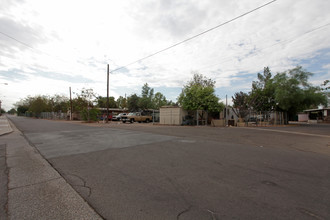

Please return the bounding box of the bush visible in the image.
[82,108,100,122]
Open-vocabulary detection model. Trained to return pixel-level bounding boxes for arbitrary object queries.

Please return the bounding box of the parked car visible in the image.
[182,115,194,125]
[122,112,152,123]
[99,114,112,121]
[112,113,127,121]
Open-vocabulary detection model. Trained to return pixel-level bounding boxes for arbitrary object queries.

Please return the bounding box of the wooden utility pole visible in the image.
[106,64,109,123]
[69,87,73,120]
[225,94,228,126]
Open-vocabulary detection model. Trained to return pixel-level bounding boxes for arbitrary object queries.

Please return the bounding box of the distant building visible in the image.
[302,107,330,123]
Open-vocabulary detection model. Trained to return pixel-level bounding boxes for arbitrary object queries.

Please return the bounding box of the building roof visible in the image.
[160,106,181,108]
[303,107,330,112]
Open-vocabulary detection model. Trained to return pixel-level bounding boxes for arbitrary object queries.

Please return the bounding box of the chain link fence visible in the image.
[237,110,288,126]
[23,112,68,120]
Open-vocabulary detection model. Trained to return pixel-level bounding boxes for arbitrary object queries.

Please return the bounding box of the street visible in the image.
[7,116,330,219]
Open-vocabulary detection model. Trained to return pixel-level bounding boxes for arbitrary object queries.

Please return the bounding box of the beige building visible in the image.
[159,106,187,125]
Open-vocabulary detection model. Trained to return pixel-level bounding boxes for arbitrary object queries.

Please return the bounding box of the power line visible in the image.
[0,30,69,63]
[267,22,330,48]
[0,0,277,76]
[0,30,97,78]
[0,31,36,50]
[110,0,277,73]
[198,22,330,72]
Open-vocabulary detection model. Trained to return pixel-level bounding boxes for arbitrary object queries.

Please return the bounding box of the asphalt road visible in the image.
[8,116,330,220]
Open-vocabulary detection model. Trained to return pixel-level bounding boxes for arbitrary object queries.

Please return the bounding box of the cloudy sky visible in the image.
[0,0,330,110]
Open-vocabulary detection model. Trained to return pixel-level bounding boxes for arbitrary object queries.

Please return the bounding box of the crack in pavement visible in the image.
[165,176,220,220]
[177,205,192,220]
[297,207,325,220]
[207,209,218,220]
[8,177,62,190]
[64,173,92,197]
[177,206,220,220]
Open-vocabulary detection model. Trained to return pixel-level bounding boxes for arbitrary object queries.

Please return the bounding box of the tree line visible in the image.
[232,66,328,120]
[13,83,174,117]
[10,66,329,122]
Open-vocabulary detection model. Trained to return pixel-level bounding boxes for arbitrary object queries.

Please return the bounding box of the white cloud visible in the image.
[1,0,330,110]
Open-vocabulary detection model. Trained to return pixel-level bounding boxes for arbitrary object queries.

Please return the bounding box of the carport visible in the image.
[303,107,330,123]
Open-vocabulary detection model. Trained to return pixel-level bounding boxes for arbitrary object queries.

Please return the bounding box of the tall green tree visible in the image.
[249,67,276,111]
[321,80,329,106]
[127,94,140,111]
[28,96,51,117]
[96,96,118,108]
[7,108,17,114]
[49,95,69,112]
[248,66,327,121]
[73,88,98,121]
[272,66,327,118]
[232,91,249,118]
[153,92,168,109]
[15,95,59,115]
[321,80,330,91]
[72,96,89,112]
[139,83,154,110]
[178,73,223,112]
[16,104,29,115]
[117,96,127,109]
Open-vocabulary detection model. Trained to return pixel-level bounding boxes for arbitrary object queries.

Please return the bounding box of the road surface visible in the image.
[8,116,330,219]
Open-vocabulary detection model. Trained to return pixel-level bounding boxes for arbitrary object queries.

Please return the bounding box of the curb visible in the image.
[3,116,103,219]
[0,115,13,136]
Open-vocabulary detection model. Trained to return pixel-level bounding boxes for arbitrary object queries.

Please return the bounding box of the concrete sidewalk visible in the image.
[0,115,102,220]
[0,115,13,136]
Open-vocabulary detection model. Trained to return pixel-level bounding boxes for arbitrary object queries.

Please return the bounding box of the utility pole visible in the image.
[106,64,109,123]
[225,95,228,126]
[69,87,73,120]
